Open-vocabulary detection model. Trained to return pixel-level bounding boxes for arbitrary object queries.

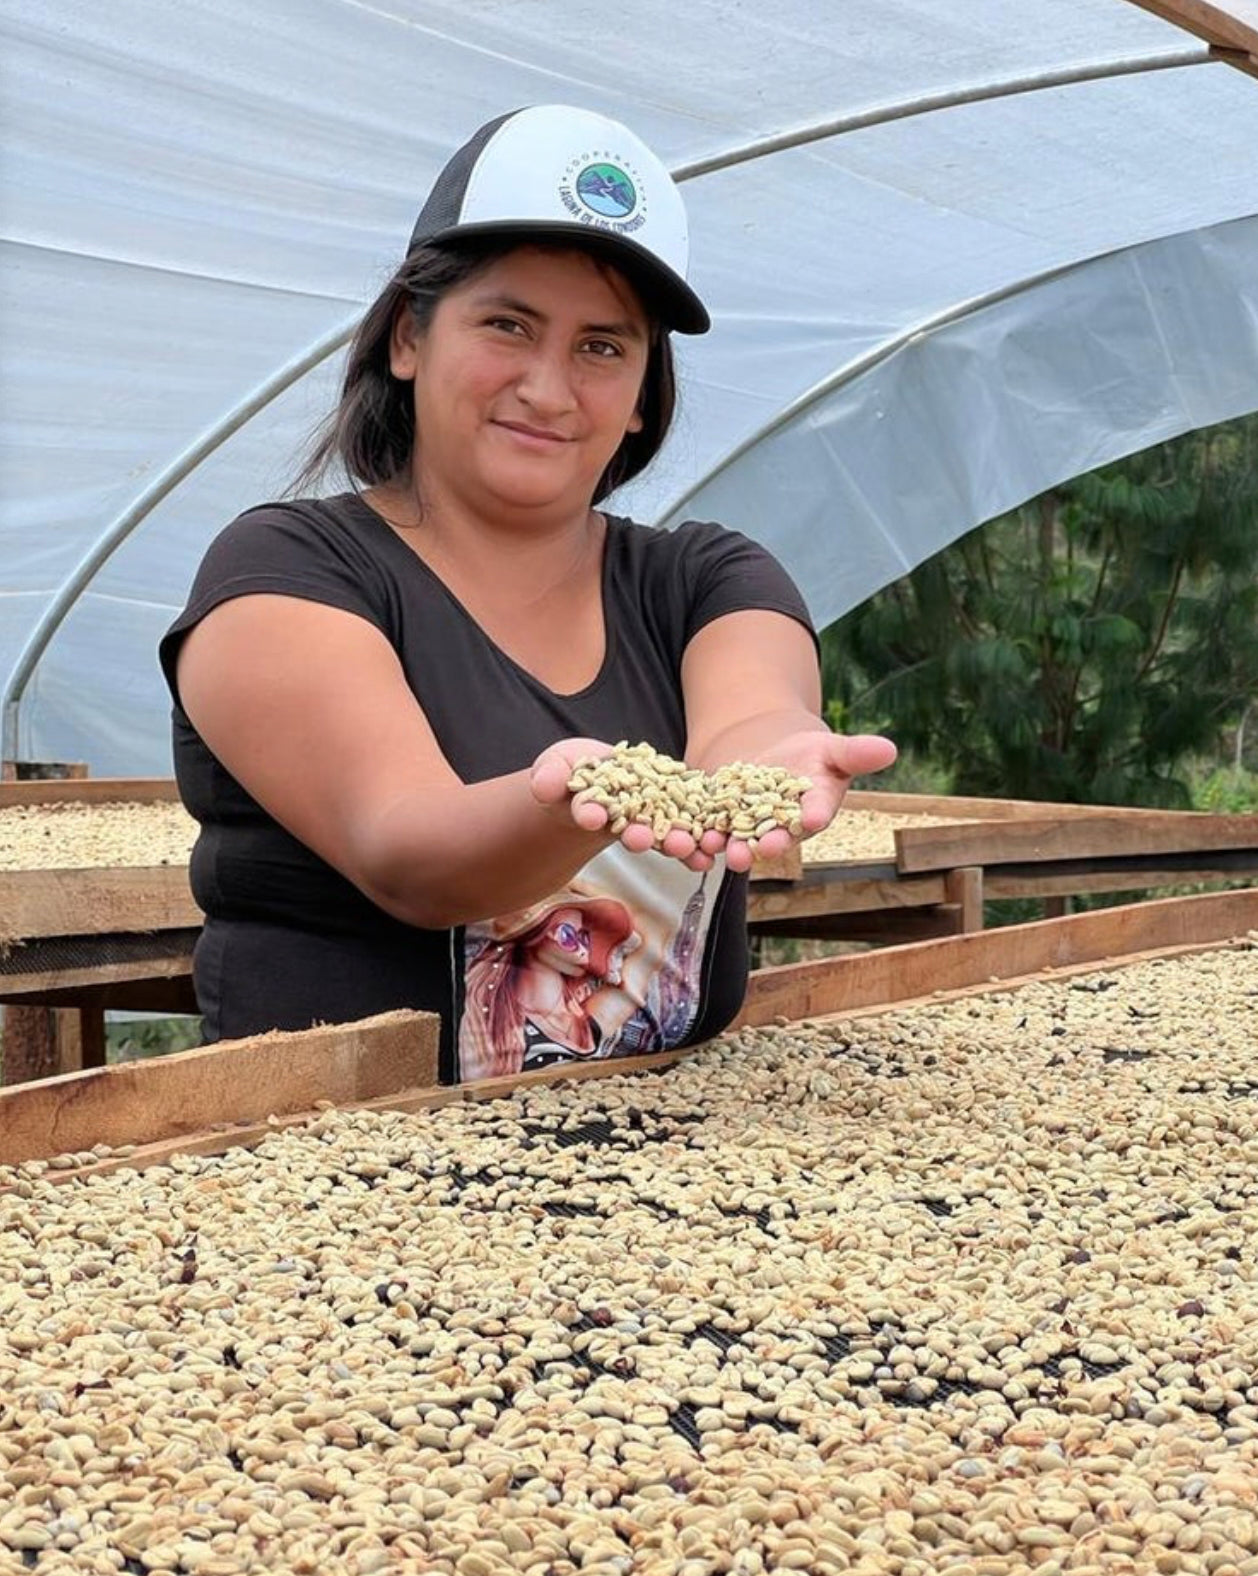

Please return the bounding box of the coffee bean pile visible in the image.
[2,940,1257,1573]
[568,742,808,850]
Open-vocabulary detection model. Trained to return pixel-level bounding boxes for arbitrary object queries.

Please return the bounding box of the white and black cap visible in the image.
[408,104,709,335]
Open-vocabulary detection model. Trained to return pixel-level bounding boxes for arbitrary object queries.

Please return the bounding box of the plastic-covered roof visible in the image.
[5,0,1258,773]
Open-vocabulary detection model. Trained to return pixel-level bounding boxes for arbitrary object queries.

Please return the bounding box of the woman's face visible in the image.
[391,244,651,520]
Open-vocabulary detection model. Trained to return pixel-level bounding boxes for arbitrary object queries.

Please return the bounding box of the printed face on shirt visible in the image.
[391,245,650,519]
[531,906,593,977]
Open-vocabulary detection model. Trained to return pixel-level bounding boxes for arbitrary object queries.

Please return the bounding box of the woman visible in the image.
[160,104,896,1080]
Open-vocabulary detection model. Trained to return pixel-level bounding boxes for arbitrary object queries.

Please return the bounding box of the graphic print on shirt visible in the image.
[457,845,724,1082]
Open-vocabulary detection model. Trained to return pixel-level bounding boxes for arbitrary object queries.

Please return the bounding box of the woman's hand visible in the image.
[718,731,898,873]
[678,609,899,873]
[530,731,897,876]
[530,738,715,871]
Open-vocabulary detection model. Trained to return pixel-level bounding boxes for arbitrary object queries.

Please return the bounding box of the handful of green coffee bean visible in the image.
[567,740,809,850]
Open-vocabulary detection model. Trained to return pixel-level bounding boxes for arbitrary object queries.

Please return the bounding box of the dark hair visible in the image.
[291,236,677,505]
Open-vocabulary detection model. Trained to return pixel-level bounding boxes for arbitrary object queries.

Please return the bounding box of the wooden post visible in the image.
[59,1009,91,1074]
[2,1007,62,1084]
[80,1006,107,1069]
[0,761,112,1076]
[944,865,984,933]
[0,1007,99,1084]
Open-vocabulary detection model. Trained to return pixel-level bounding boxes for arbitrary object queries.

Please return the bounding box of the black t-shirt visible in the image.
[159,491,815,1080]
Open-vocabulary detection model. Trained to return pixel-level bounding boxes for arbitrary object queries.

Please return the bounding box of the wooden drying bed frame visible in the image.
[4,885,1257,1178]
[4,777,1258,1083]
[748,788,1258,944]
[0,778,199,1079]
[0,775,196,943]
[7,783,1258,955]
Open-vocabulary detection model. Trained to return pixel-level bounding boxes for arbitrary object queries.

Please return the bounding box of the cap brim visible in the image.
[412,219,710,335]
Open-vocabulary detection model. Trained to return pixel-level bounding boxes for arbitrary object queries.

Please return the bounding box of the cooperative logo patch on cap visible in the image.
[560,154,646,233]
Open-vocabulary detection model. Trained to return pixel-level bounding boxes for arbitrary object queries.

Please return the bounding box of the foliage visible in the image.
[1189,765,1258,815]
[823,416,1258,807]
[107,1016,203,1064]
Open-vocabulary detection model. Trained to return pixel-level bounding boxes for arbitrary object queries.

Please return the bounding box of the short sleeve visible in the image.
[671,519,819,652]
[158,502,393,706]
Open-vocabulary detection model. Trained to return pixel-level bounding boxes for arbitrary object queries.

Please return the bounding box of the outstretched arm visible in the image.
[176,595,699,928]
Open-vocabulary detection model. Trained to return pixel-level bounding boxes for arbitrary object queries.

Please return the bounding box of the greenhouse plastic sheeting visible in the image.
[4,0,1258,773]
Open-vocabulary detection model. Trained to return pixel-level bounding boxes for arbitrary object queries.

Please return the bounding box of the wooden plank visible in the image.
[895,812,1258,873]
[6,1044,697,1183]
[0,960,195,998]
[749,907,962,945]
[842,789,1171,822]
[0,978,200,1013]
[749,843,803,881]
[731,886,1258,1029]
[0,1008,440,1166]
[1123,0,1258,56]
[985,864,1258,899]
[0,776,178,808]
[748,868,946,922]
[1214,44,1258,75]
[0,865,201,941]
[749,935,1258,1031]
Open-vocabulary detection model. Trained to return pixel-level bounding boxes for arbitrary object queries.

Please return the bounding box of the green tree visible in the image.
[823,415,1258,806]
